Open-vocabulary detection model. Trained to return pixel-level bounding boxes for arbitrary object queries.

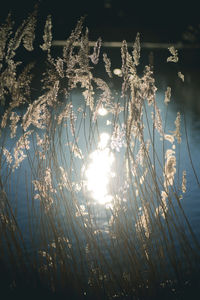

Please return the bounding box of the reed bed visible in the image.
[0,10,200,299]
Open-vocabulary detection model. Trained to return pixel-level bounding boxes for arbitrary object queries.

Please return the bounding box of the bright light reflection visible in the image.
[98,132,110,149]
[85,133,115,204]
[98,106,108,116]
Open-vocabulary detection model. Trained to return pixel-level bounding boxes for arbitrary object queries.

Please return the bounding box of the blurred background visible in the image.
[1,0,200,44]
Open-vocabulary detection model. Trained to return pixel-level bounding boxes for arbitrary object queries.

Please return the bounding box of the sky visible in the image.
[0,0,200,43]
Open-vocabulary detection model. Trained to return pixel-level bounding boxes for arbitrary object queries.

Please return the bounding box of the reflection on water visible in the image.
[97,105,108,116]
[84,132,115,205]
[1,87,200,242]
[1,56,200,297]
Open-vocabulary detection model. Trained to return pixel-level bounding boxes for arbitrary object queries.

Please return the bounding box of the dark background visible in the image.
[0,0,200,43]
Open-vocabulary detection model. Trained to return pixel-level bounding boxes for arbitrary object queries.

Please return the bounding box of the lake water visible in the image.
[1,48,200,292]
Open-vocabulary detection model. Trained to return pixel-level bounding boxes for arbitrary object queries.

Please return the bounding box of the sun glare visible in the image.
[85,133,115,204]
